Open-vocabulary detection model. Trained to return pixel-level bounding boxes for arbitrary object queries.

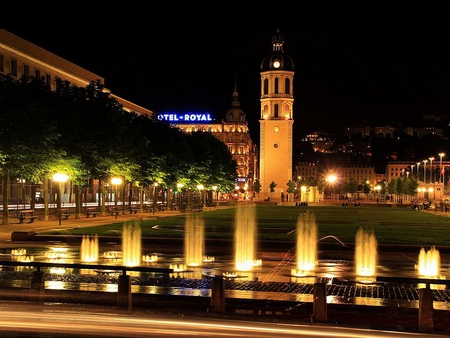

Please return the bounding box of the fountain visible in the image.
[81,234,99,262]
[184,213,205,266]
[354,227,377,282]
[122,222,141,266]
[291,211,317,276]
[416,246,441,277]
[234,204,260,271]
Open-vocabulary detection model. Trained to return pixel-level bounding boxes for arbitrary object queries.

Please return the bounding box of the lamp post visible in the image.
[153,183,158,215]
[326,174,337,201]
[177,183,184,211]
[429,157,434,183]
[410,165,414,180]
[423,160,428,183]
[439,153,445,184]
[111,177,122,219]
[197,184,204,207]
[52,173,69,225]
[416,162,421,182]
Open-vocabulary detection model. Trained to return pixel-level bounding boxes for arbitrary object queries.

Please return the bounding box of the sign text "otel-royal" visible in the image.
[157,113,214,123]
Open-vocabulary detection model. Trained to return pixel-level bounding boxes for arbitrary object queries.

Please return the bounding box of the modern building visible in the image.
[0,29,154,205]
[161,89,258,198]
[0,29,153,117]
[259,29,294,201]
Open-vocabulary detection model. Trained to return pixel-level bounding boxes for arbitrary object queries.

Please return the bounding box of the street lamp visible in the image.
[52,173,69,225]
[439,153,445,184]
[197,184,204,206]
[177,183,184,211]
[153,182,158,215]
[423,160,427,183]
[429,157,434,182]
[111,177,122,219]
[326,174,337,201]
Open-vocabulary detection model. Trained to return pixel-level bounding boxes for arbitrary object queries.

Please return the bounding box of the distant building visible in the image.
[164,89,258,196]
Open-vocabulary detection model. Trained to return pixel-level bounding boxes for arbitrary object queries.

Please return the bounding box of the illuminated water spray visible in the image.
[185,213,205,266]
[122,222,141,266]
[81,234,99,262]
[355,227,377,281]
[291,211,317,276]
[234,204,260,271]
[416,246,441,277]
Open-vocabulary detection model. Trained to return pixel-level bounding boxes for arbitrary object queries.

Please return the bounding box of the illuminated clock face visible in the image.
[273,60,280,68]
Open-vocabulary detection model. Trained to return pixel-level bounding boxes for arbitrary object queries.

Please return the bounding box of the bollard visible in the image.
[28,270,45,303]
[210,276,225,313]
[117,273,132,311]
[419,287,434,332]
[313,282,327,322]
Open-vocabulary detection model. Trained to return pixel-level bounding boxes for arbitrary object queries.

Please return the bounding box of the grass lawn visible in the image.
[42,204,450,247]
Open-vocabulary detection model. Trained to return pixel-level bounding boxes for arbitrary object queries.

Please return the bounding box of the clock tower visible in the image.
[259,29,294,201]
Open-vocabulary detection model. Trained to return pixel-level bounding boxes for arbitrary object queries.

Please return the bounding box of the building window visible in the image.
[10,59,17,77]
[45,74,51,87]
[285,78,290,94]
[274,104,279,118]
[35,70,41,79]
[264,78,269,95]
[274,77,279,94]
[23,65,29,78]
[0,54,4,73]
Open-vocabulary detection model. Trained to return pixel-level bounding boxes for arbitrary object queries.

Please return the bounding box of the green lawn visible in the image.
[42,204,450,247]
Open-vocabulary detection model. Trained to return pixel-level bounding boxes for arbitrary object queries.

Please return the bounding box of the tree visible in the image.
[0,75,61,224]
[269,181,277,199]
[253,179,261,194]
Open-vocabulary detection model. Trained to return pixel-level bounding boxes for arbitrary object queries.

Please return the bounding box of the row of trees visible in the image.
[0,74,237,224]
[260,175,421,202]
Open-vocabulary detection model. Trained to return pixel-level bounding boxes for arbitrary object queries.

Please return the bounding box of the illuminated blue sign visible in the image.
[157,113,214,123]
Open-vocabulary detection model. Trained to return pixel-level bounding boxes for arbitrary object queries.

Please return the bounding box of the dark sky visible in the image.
[3,17,450,140]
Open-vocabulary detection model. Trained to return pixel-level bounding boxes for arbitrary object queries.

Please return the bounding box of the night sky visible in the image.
[3,16,449,141]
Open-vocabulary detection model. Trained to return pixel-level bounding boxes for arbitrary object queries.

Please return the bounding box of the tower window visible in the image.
[264,78,269,95]
[285,78,290,94]
[274,77,279,94]
[274,104,279,118]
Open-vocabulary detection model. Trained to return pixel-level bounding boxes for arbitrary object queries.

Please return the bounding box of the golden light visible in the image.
[111,177,123,219]
[52,173,69,183]
[177,183,184,189]
[197,184,204,191]
[111,177,122,186]
[53,173,69,225]
[326,174,337,183]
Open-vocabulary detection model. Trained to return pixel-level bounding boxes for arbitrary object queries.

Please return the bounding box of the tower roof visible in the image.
[225,87,246,123]
[260,28,294,71]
